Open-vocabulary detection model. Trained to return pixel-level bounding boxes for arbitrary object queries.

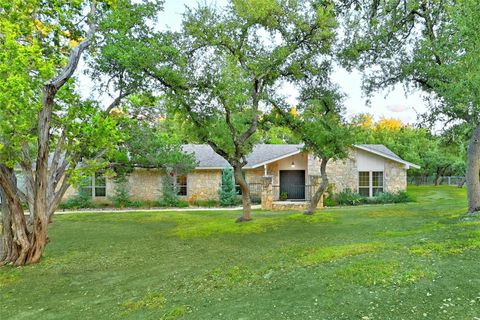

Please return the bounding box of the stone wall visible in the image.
[308,151,358,194]
[186,170,222,202]
[127,169,162,201]
[384,160,407,193]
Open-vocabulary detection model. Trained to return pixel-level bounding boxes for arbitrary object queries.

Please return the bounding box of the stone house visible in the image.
[64,144,419,209]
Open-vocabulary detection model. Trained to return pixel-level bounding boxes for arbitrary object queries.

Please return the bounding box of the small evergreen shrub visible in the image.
[280,192,288,201]
[159,174,181,207]
[111,177,132,208]
[218,168,238,206]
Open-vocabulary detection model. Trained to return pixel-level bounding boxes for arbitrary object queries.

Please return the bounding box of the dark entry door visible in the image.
[280,170,305,200]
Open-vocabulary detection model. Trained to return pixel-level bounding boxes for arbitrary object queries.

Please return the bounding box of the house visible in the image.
[64,144,419,209]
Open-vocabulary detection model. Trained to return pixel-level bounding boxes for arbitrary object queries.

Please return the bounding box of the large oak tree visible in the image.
[0,0,161,266]
[340,0,480,213]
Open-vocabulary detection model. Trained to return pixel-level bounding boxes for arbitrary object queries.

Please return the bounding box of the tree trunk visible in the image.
[0,166,51,266]
[0,168,33,266]
[233,165,251,222]
[457,177,466,188]
[467,123,480,214]
[305,157,329,215]
[434,172,443,186]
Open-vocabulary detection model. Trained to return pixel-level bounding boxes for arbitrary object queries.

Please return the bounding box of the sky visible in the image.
[84,0,429,125]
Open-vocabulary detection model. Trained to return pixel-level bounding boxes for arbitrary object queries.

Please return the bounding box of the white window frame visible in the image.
[358,171,384,197]
[81,174,106,198]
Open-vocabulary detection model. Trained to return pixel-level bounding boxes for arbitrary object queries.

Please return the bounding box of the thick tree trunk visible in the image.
[233,165,251,222]
[305,157,329,215]
[467,123,480,214]
[0,168,36,266]
[457,177,466,188]
[434,173,443,186]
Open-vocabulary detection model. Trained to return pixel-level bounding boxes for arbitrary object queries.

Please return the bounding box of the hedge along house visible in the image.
[62,144,419,209]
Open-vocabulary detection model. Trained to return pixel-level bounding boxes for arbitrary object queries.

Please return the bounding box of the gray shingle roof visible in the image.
[183,143,419,169]
[355,144,404,162]
[182,144,303,169]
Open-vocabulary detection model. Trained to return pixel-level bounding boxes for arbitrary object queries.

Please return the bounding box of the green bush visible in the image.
[156,199,189,208]
[250,195,261,205]
[337,189,365,206]
[374,191,411,204]
[279,192,288,201]
[59,188,95,209]
[159,174,181,207]
[323,196,338,207]
[192,199,219,207]
[218,167,238,206]
[111,177,132,208]
[335,189,411,206]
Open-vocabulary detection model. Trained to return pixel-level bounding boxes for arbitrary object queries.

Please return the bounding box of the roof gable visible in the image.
[182,144,303,169]
[182,144,420,169]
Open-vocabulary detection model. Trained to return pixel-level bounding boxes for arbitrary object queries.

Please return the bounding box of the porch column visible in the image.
[261,175,273,210]
[309,175,324,209]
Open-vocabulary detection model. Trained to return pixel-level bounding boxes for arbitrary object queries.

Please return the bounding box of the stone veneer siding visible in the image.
[384,160,407,193]
[308,151,359,194]
[186,170,221,202]
[307,149,408,195]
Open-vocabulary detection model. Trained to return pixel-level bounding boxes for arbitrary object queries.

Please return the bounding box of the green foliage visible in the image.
[159,174,181,207]
[4,187,480,319]
[192,199,220,208]
[336,188,364,206]
[374,191,411,204]
[336,189,411,206]
[323,196,338,207]
[279,192,288,201]
[59,188,94,210]
[111,177,132,208]
[352,114,467,179]
[218,168,238,206]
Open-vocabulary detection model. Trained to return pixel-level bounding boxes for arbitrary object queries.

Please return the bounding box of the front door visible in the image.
[280,170,305,200]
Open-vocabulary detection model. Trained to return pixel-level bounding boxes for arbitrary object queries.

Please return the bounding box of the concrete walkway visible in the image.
[53,204,261,215]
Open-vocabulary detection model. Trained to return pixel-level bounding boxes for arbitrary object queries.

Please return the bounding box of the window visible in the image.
[80,173,106,197]
[372,171,384,196]
[176,175,187,196]
[358,171,384,197]
[358,171,370,197]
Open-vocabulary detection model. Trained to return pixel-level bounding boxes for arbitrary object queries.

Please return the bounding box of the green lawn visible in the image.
[2,186,480,319]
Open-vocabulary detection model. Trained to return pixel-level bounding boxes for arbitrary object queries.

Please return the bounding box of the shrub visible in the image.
[337,188,365,206]
[334,189,411,206]
[59,188,94,209]
[111,177,132,208]
[374,191,411,204]
[192,199,219,207]
[250,195,261,205]
[156,199,189,208]
[159,174,181,207]
[280,192,288,201]
[323,196,338,207]
[219,167,238,206]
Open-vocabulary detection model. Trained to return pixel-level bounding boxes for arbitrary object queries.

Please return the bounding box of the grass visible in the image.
[2,185,480,319]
